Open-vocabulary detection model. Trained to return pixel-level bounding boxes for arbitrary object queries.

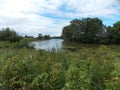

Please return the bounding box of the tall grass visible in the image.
[0,42,120,90]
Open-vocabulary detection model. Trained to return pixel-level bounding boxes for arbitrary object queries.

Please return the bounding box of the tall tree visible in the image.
[62,18,104,43]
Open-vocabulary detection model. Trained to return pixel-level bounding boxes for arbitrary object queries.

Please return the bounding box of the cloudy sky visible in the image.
[0,0,120,37]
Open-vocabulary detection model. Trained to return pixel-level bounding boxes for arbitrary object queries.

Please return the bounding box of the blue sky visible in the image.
[0,0,120,36]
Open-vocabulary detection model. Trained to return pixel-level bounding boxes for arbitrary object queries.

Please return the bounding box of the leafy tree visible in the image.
[62,18,120,44]
[62,26,72,42]
[43,35,50,39]
[112,21,120,44]
[37,33,43,39]
[62,18,104,43]
[0,28,22,42]
[37,33,50,40]
[105,21,120,44]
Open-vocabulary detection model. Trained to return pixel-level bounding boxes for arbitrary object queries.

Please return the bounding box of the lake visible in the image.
[30,39,63,51]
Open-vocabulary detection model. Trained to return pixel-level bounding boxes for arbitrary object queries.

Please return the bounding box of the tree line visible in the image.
[62,18,120,44]
[0,28,23,42]
[37,33,50,40]
[0,28,52,42]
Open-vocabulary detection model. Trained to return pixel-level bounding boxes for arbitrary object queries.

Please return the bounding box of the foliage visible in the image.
[62,18,120,44]
[0,42,120,90]
[37,33,51,40]
[0,28,23,42]
[0,38,35,49]
[107,21,120,44]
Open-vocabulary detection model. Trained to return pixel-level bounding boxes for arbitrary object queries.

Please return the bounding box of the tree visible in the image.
[82,18,103,43]
[62,18,104,43]
[44,35,50,39]
[0,28,22,42]
[107,21,120,44]
[112,21,120,44]
[37,33,43,39]
[37,33,50,40]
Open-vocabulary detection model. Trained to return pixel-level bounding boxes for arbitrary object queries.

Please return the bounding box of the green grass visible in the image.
[0,41,120,90]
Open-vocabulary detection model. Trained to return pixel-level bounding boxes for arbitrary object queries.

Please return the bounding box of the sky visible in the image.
[0,0,120,37]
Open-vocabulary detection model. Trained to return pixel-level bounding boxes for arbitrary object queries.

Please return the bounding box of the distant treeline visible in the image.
[62,18,120,44]
[37,34,62,39]
[37,33,51,40]
[0,28,52,42]
[0,28,23,42]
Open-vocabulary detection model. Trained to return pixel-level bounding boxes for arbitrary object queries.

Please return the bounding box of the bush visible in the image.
[0,45,119,89]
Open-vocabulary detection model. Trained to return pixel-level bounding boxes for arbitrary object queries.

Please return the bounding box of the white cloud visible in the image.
[0,0,119,36]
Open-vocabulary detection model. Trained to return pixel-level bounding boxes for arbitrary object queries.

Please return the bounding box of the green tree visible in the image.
[37,33,43,39]
[112,21,120,44]
[83,18,103,43]
[62,18,104,43]
[43,35,50,39]
[106,21,120,44]
[0,28,22,42]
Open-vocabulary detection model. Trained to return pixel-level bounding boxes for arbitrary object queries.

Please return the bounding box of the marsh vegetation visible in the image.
[0,18,120,90]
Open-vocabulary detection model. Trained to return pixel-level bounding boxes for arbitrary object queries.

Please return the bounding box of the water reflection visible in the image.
[30,39,63,51]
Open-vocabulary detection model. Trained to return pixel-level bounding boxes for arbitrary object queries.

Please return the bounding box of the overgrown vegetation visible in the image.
[62,18,120,44]
[0,18,120,89]
[0,41,120,90]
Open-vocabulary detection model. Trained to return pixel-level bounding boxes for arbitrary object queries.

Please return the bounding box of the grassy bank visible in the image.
[0,41,120,90]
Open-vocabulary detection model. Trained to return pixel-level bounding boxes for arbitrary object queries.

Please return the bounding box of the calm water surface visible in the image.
[30,39,63,51]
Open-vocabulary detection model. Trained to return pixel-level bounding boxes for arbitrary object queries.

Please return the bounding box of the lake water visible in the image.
[30,39,63,51]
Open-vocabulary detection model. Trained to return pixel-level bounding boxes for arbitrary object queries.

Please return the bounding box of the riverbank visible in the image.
[0,41,120,89]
